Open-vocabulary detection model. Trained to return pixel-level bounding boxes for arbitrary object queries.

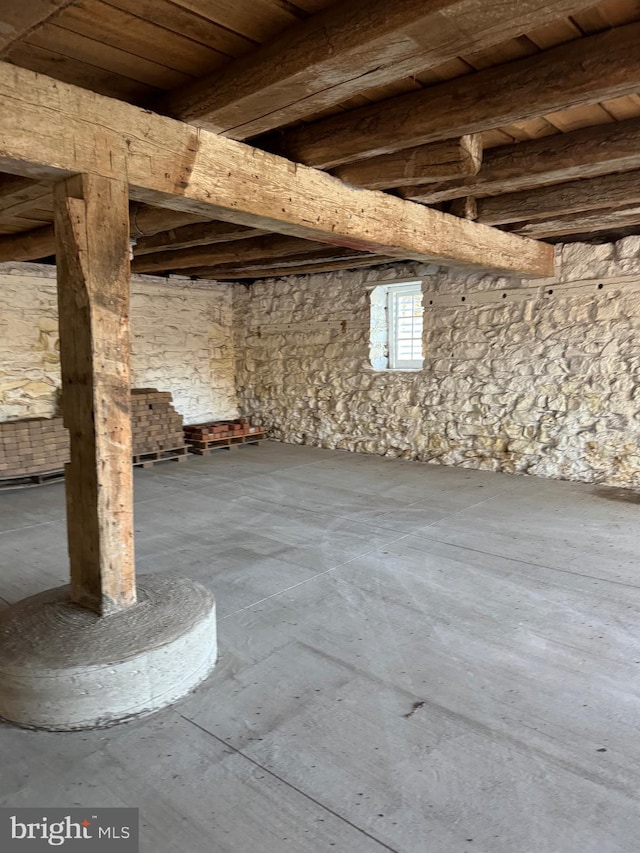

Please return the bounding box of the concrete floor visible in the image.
[1,442,639,852]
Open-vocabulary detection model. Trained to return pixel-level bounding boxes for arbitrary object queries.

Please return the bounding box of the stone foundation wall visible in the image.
[0,264,238,424]
[234,237,640,487]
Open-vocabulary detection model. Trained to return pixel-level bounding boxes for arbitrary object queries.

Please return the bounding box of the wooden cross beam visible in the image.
[162,0,596,139]
[474,170,640,226]
[0,1,77,57]
[0,61,553,278]
[278,23,640,169]
[0,224,54,262]
[403,117,640,205]
[331,136,482,191]
[133,220,265,256]
[170,246,378,276]
[513,206,640,240]
[0,174,49,217]
[133,234,327,274]
[0,204,216,263]
[185,254,396,281]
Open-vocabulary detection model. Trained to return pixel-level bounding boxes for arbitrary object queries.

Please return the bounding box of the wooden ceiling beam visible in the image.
[133,220,266,256]
[511,206,640,239]
[179,247,376,276]
[187,255,395,281]
[161,0,593,139]
[278,22,640,169]
[0,1,77,57]
[129,204,210,236]
[0,62,553,277]
[0,206,216,262]
[475,170,640,226]
[332,136,482,191]
[401,116,640,204]
[0,224,55,262]
[133,235,327,274]
[0,174,50,216]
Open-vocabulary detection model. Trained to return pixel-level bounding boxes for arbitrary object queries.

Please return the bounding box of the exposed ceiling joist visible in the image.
[189,255,395,281]
[161,0,595,139]
[180,247,380,277]
[0,175,49,217]
[0,223,54,262]
[0,62,553,277]
[278,22,640,168]
[129,205,210,236]
[0,0,77,57]
[401,117,640,204]
[0,205,217,262]
[512,206,640,239]
[133,220,265,255]
[475,170,640,226]
[332,135,482,191]
[133,235,326,274]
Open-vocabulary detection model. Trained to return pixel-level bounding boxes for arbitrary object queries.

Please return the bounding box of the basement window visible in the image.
[369,281,424,370]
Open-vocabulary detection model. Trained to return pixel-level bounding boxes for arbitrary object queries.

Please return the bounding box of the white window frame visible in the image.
[387,282,424,370]
[369,280,425,371]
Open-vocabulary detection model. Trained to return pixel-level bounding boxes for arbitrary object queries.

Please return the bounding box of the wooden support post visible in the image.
[449,196,478,221]
[53,173,136,616]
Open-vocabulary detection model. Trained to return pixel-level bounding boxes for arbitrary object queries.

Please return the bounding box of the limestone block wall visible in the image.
[0,263,238,424]
[234,237,640,488]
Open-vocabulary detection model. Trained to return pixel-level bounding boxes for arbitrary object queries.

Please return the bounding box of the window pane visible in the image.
[388,284,424,369]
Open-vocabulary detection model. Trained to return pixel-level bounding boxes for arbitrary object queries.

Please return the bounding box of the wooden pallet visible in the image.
[0,446,190,487]
[132,446,189,468]
[186,432,267,455]
[0,468,65,490]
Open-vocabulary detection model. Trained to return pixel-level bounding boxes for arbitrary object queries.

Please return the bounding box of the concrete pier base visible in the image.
[0,574,217,731]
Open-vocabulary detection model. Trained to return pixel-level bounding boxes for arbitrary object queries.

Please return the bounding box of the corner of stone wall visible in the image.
[0,265,241,425]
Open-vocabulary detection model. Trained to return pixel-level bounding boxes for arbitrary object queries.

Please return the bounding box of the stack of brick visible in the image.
[0,390,186,481]
[184,418,264,442]
[131,389,185,455]
[183,418,266,455]
[0,417,70,479]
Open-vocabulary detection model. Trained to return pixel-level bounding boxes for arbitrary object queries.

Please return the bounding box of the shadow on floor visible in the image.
[593,485,640,504]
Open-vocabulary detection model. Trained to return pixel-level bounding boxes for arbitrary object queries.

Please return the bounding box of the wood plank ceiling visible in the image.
[1,0,640,279]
